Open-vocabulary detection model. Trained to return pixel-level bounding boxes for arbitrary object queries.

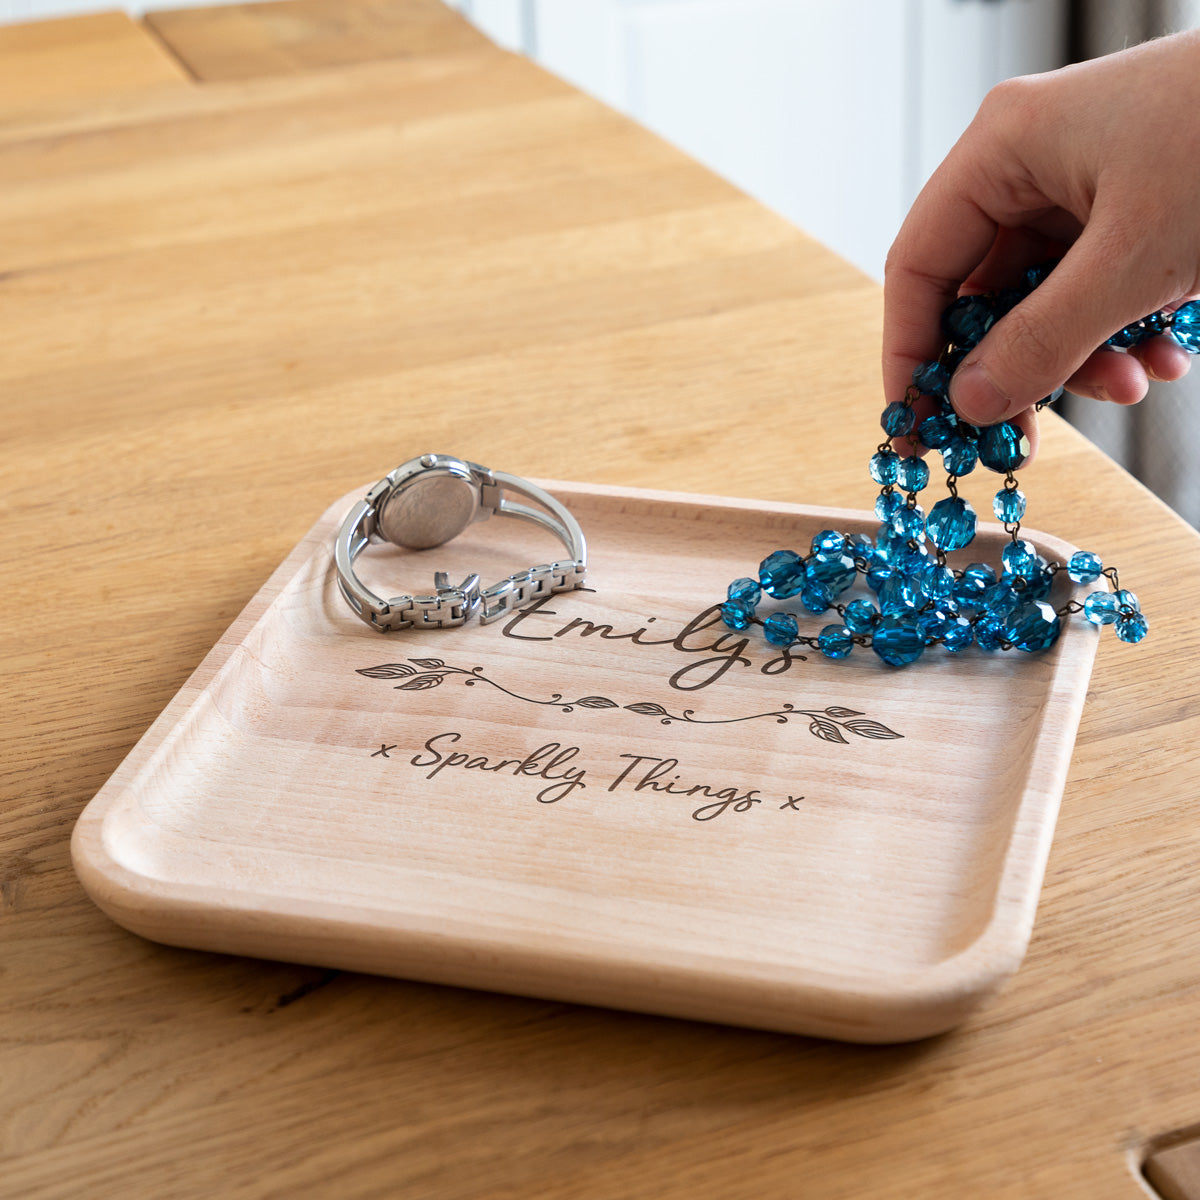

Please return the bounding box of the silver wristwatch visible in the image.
[334,453,587,632]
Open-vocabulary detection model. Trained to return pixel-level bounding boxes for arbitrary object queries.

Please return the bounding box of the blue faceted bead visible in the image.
[1005,600,1062,653]
[881,401,916,437]
[763,611,799,646]
[727,576,761,605]
[1002,538,1038,578]
[1083,591,1119,625]
[1019,565,1054,602]
[892,503,926,541]
[919,606,955,642]
[1107,313,1165,348]
[877,573,919,614]
[961,562,997,591]
[875,489,904,522]
[874,523,907,563]
[897,456,930,492]
[1171,300,1200,353]
[974,618,1006,652]
[941,437,978,476]
[913,359,952,399]
[759,549,805,598]
[953,564,997,611]
[813,529,846,555]
[942,616,974,652]
[894,540,930,576]
[953,578,986,611]
[919,414,957,450]
[818,624,854,659]
[927,496,977,551]
[801,582,832,614]
[1116,588,1140,613]
[1116,612,1149,643]
[983,583,1021,619]
[870,450,900,485]
[1023,262,1055,291]
[807,552,857,599]
[852,550,880,579]
[941,294,996,347]
[866,562,895,593]
[919,562,957,600]
[1066,551,1103,585]
[720,599,754,630]
[993,487,1026,523]
[843,597,879,634]
[848,533,875,561]
[871,615,926,666]
[978,421,1030,472]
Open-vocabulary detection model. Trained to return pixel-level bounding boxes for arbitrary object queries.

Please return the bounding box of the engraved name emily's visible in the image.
[498,591,798,691]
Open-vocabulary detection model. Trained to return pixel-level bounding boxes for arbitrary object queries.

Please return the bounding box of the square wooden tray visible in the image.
[72,481,1100,1043]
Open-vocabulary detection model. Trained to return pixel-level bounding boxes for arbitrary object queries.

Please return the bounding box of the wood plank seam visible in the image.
[139,15,201,83]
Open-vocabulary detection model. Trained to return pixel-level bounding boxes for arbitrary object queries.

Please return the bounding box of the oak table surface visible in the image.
[3,5,1200,1197]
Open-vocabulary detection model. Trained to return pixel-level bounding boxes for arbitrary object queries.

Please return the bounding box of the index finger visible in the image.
[882,163,1003,406]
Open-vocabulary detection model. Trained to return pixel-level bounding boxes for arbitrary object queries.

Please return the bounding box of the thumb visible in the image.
[948,226,1165,425]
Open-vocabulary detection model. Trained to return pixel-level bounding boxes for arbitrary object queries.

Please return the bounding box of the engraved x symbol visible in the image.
[779,795,804,811]
[372,744,398,758]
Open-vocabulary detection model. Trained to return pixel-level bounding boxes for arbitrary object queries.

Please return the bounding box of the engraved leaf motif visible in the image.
[576,696,618,709]
[808,717,848,744]
[397,674,444,691]
[625,702,669,717]
[357,664,417,679]
[823,706,865,719]
[842,718,902,740]
[409,658,446,670]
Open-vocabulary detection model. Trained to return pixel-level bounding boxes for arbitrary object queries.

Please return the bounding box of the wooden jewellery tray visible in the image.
[72,481,1101,1043]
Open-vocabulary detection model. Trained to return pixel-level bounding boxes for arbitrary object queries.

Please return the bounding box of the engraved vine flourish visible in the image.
[356,659,902,743]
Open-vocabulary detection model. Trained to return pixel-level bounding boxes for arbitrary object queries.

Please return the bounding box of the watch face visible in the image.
[377,469,478,550]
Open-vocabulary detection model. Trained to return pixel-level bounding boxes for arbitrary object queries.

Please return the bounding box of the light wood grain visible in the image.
[0,11,189,117]
[4,4,1200,1197]
[144,0,488,80]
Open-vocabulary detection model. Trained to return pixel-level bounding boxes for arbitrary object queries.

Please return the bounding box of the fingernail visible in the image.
[949,361,1010,425]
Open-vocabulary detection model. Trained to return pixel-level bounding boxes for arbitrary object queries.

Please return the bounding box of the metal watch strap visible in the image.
[334,457,586,632]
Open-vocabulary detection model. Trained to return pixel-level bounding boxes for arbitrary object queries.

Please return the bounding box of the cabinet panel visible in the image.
[457,0,528,51]
[534,0,628,111]
[533,0,910,280]
[621,0,909,280]
[914,0,1067,199]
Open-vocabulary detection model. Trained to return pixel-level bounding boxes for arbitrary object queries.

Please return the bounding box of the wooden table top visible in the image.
[4,4,1200,1196]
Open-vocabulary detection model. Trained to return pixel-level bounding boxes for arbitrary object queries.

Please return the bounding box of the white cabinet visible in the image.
[452,0,1068,280]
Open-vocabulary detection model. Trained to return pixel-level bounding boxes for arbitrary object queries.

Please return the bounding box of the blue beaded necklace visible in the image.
[721,262,1200,666]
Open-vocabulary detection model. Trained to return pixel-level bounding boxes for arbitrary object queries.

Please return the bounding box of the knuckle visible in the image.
[979,73,1043,124]
[974,74,1052,158]
[883,241,901,281]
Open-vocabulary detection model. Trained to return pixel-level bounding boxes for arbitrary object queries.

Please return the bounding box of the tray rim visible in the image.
[71,479,1100,1042]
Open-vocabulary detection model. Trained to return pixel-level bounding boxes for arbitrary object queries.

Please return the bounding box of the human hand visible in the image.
[882,29,1200,461]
